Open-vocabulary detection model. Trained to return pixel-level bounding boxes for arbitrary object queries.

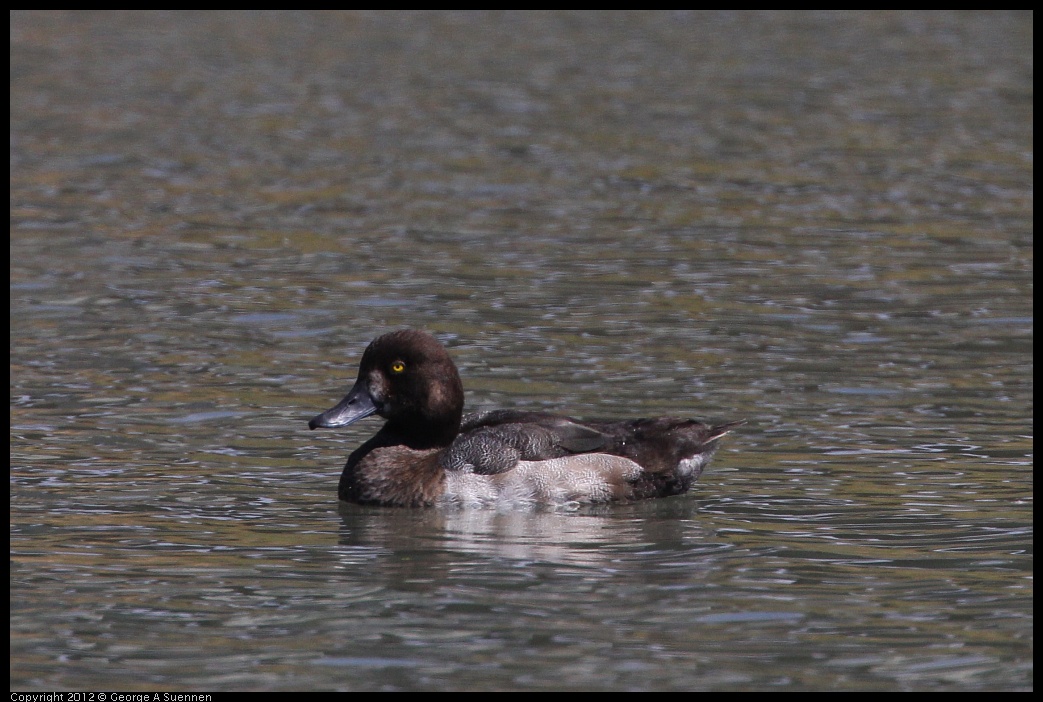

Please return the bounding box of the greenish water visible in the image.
[11,11,1031,691]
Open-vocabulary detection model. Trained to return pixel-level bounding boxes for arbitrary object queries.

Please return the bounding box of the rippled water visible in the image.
[11,11,1031,691]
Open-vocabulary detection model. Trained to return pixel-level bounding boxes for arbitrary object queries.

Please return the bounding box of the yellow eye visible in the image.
[390,360,406,374]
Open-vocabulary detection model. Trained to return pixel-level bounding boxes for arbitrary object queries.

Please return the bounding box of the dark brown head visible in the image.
[308,329,465,446]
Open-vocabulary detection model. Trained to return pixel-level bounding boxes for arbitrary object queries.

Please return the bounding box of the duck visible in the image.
[308,329,742,508]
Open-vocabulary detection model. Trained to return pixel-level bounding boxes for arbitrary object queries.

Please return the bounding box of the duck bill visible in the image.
[309,379,379,430]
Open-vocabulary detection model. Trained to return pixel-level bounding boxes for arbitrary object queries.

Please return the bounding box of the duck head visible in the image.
[308,329,465,445]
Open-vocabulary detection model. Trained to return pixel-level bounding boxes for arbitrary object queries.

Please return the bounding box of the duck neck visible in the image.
[386,411,461,449]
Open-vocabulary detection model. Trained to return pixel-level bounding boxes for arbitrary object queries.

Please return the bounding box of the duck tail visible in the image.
[707,419,746,442]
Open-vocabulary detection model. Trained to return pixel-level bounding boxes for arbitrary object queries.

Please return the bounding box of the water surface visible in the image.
[10,11,1032,691]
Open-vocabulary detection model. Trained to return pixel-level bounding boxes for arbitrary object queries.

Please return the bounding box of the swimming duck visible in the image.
[308,329,742,508]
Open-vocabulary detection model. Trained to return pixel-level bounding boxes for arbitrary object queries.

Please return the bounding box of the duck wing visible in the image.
[445,412,612,475]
